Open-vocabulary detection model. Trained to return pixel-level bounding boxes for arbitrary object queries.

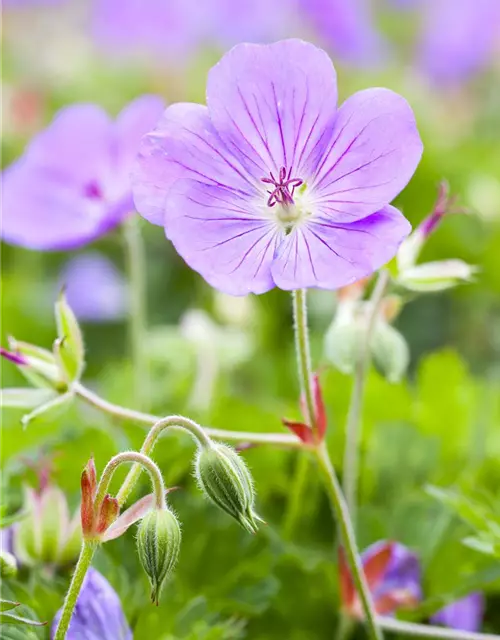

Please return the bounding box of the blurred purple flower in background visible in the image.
[300,0,386,66]
[59,253,128,323]
[418,0,500,85]
[341,540,421,617]
[432,593,485,632]
[92,0,209,62]
[133,39,421,296]
[1,95,164,251]
[51,568,132,639]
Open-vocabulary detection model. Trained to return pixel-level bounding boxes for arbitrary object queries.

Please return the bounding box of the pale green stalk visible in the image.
[123,215,150,410]
[342,269,390,523]
[53,542,95,640]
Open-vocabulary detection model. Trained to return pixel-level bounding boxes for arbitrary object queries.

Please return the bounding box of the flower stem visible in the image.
[53,541,95,640]
[335,614,354,640]
[292,289,317,436]
[73,382,303,449]
[315,443,383,640]
[95,451,166,512]
[116,415,213,507]
[123,215,150,410]
[291,288,382,640]
[342,270,390,523]
[377,617,500,640]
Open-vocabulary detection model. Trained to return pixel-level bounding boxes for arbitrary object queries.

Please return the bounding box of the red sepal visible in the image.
[282,419,314,444]
[95,494,120,534]
[312,374,327,440]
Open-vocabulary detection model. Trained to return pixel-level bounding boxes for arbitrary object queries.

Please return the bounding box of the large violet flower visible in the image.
[51,568,132,639]
[133,40,422,296]
[2,95,164,251]
[340,540,421,617]
[431,593,485,633]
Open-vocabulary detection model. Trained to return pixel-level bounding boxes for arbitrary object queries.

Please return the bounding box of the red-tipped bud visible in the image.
[81,458,97,537]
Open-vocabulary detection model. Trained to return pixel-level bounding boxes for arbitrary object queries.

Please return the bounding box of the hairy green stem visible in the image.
[378,617,500,640]
[292,289,317,436]
[315,443,383,640]
[292,288,382,640]
[53,542,95,640]
[73,382,303,449]
[342,270,390,523]
[95,451,166,512]
[116,415,213,506]
[123,215,150,410]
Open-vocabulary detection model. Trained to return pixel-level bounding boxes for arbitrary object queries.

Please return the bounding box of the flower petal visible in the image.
[165,179,280,295]
[431,593,485,633]
[114,95,165,178]
[132,102,256,226]
[206,39,338,179]
[271,205,411,290]
[311,88,423,222]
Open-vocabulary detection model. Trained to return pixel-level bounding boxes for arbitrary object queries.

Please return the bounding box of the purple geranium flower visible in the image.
[2,95,164,251]
[418,0,500,85]
[341,540,421,617]
[51,568,132,639]
[431,593,485,633]
[59,253,128,322]
[300,0,387,66]
[133,40,422,296]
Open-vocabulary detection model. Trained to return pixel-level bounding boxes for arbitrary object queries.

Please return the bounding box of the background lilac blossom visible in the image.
[133,39,422,295]
[51,568,132,639]
[1,95,164,251]
[432,593,485,633]
[59,253,128,322]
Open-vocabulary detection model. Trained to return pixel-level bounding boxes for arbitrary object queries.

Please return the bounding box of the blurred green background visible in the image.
[2,0,500,638]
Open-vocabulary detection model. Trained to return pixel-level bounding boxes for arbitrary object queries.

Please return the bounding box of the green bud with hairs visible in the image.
[195,443,262,534]
[136,506,181,606]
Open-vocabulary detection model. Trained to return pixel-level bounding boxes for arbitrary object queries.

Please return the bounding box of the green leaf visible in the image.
[0,388,57,410]
[21,391,74,429]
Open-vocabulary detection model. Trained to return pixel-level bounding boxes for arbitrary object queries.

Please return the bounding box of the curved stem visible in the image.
[116,415,213,506]
[315,443,383,640]
[378,617,500,640]
[53,542,95,640]
[292,289,317,436]
[342,270,390,523]
[123,215,149,410]
[73,382,303,449]
[95,451,166,512]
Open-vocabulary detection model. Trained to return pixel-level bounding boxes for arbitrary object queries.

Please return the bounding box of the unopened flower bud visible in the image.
[54,291,85,383]
[397,259,478,293]
[371,322,410,383]
[136,507,181,605]
[14,484,81,567]
[324,314,364,375]
[195,443,262,534]
[0,550,17,578]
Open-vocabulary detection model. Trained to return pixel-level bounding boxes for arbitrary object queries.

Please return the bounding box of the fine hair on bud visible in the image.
[136,507,181,606]
[195,442,263,534]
